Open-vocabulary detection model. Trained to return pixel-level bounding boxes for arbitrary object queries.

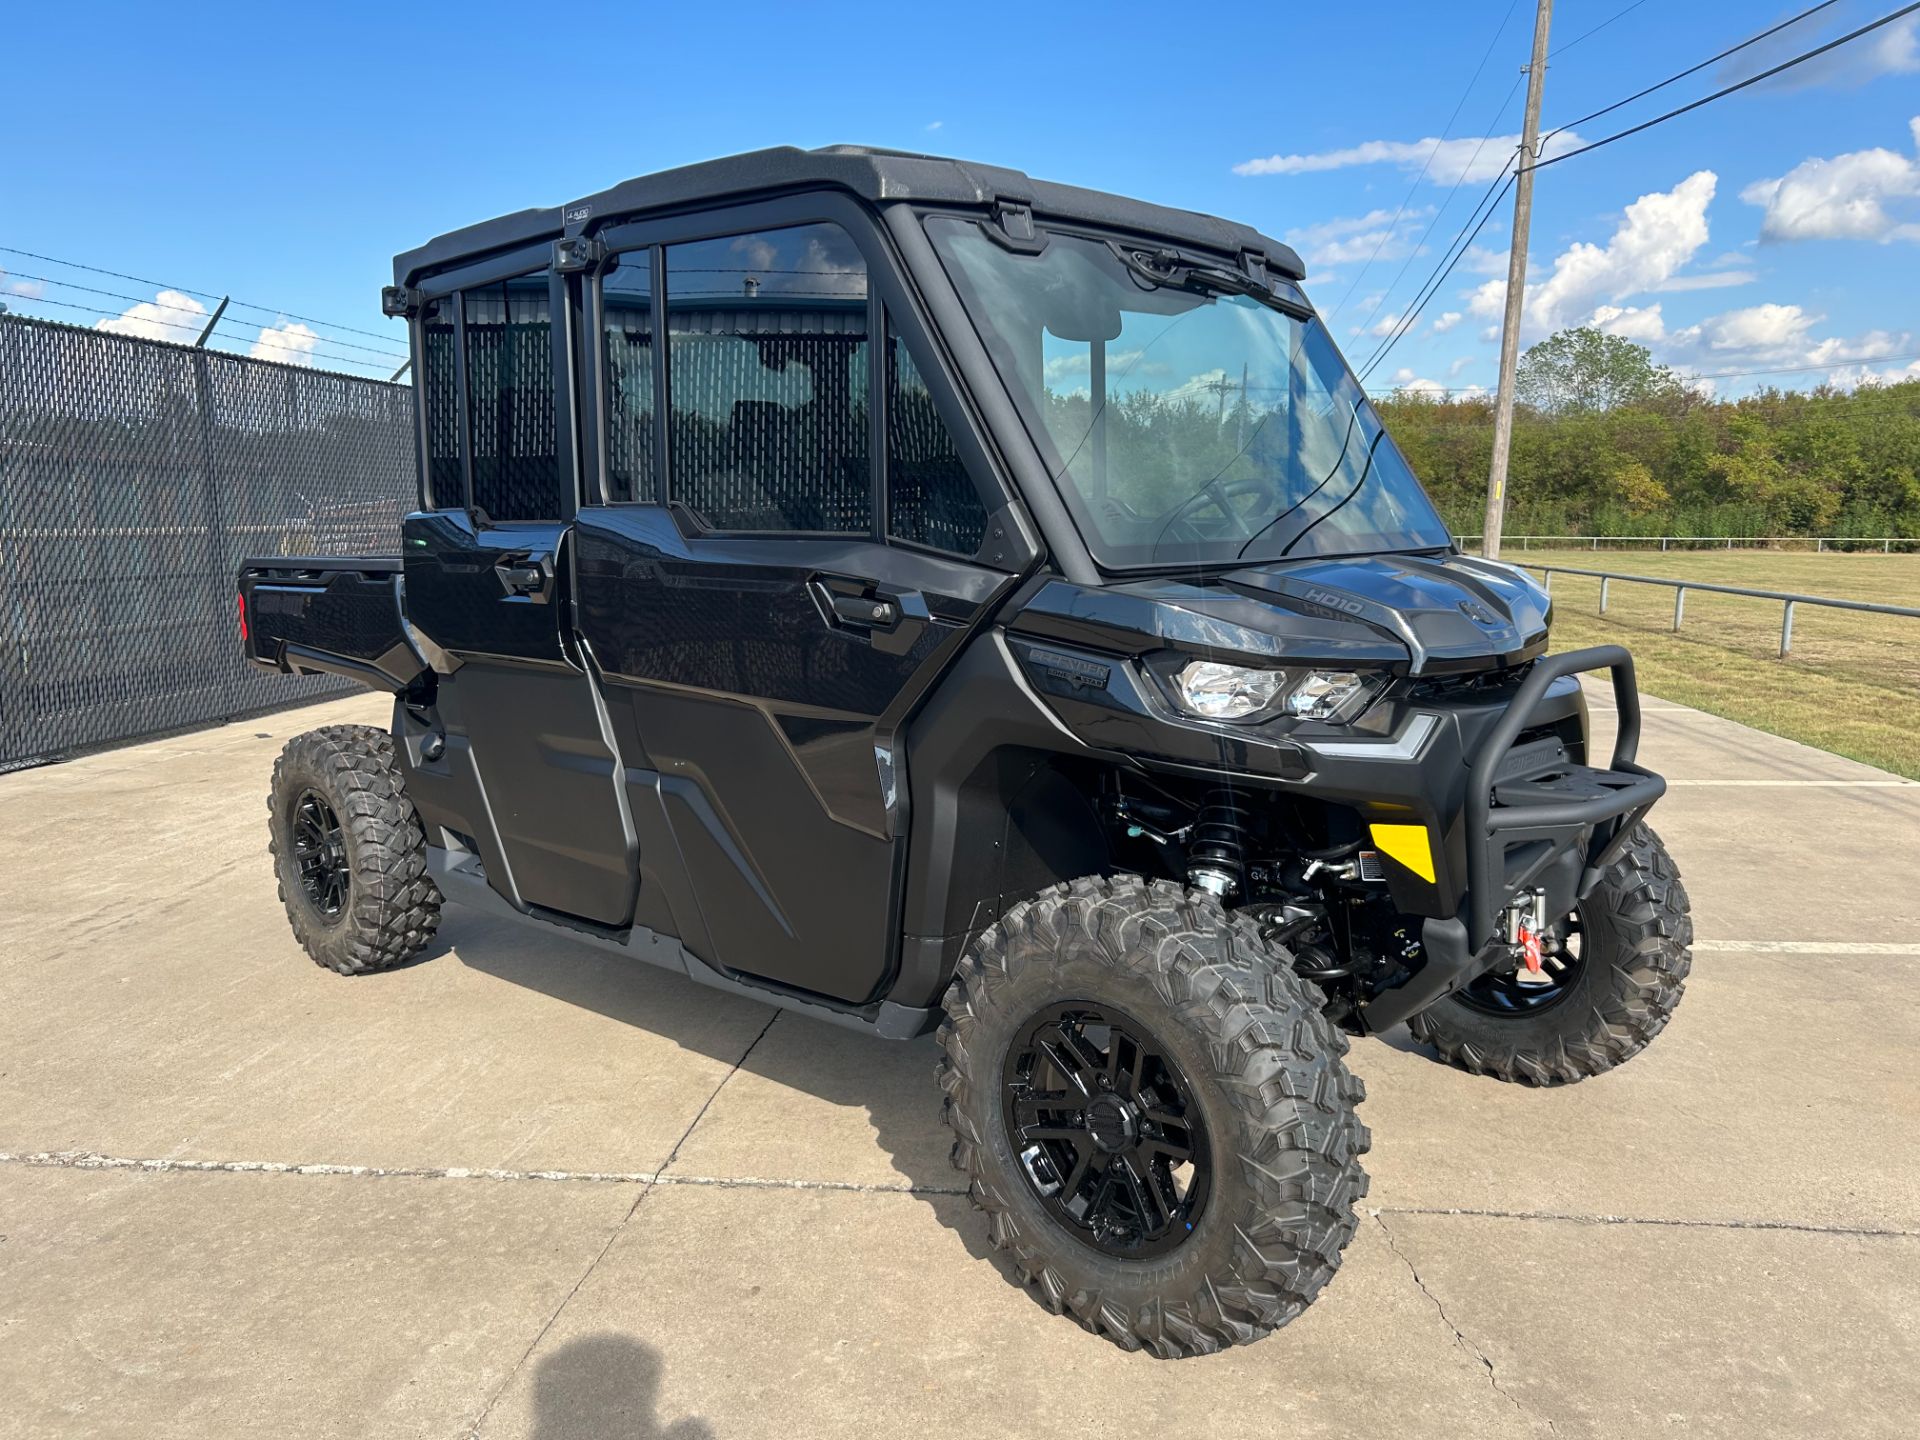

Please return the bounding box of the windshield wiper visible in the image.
[1106,241,1314,322]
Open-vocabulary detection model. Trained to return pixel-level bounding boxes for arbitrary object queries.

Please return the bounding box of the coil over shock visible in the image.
[1186,788,1249,899]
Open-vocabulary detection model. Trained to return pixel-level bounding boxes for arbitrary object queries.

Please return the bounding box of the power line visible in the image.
[1548,0,1654,56]
[1354,170,1518,382]
[1529,1,1914,168]
[0,244,407,347]
[1326,0,1524,326]
[1542,0,1840,142]
[1,271,410,360]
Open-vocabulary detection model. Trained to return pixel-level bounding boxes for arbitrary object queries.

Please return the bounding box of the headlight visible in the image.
[1169,660,1380,724]
[1172,660,1285,719]
[1285,670,1372,722]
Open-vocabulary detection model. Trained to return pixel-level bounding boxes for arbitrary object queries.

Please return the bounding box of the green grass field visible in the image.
[1514,549,1920,779]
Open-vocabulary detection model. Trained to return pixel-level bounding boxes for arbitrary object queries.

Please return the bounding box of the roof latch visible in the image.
[984,198,1046,254]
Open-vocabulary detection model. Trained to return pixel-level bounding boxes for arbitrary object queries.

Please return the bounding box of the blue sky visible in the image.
[3,0,1916,397]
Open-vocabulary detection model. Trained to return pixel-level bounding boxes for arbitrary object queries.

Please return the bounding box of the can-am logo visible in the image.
[1458,599,1501,626]
[1300,586,1366,616]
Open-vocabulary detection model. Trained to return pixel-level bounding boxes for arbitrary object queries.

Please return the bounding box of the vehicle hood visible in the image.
[1007,551,1550,675]
[1224,552,1551,673]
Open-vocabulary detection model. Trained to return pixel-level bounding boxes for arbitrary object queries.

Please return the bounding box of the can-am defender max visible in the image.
[241,146,1691,1358]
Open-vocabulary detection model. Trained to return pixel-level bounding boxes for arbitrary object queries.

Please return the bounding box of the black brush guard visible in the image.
[1363,646,1666,1032]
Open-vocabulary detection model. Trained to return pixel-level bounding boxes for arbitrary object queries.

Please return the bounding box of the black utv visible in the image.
[241,146,1691,1358]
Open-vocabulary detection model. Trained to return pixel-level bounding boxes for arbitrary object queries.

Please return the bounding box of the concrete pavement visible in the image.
[2,687,1916,1438]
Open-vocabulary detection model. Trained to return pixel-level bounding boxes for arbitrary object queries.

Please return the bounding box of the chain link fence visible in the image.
[0,314,416,769]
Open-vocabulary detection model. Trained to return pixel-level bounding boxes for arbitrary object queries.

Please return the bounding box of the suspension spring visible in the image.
[1187,789,1250,898]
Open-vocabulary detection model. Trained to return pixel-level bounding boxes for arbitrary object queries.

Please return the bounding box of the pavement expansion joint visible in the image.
[8,1151,1907,1236]
[0,1148,974,1196]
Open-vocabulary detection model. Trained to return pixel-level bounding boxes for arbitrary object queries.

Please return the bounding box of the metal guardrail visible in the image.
[1518,563,1920,657]
[1454,534,1920,553]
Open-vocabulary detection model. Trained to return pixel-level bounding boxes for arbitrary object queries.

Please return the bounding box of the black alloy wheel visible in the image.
[291,788,350,920]
[1454,908,1588,1017]
[1001,1001,1211,1259]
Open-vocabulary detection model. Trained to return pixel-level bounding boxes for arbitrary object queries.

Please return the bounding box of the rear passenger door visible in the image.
[401,251,636,927]
[569,200,1032,1003]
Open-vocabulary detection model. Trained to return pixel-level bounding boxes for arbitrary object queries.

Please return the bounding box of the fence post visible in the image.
[1726,537,1733,550]
[1887,538,1893,554]
[1661,536,1669,552]
[1591,536,1599,551]
[1817,538,1826,553]
[1600,576,1610,614]
[1673,587,1685,631]
[1780,600,1795,657]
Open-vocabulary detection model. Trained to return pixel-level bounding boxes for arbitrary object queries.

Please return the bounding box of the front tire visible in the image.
[267,724,441,975]
[938,875,1369,1358]
[1408,823,1692,1085]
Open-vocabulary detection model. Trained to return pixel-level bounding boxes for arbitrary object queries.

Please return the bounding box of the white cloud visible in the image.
[1825,357,1920,388]
[1431,310,1464,334]
[1,268,45,299]
[1460,244,1511,276]
[251,321,320,366]
[1659,306,1913,389]
[1740,117,1920,243]
[1592,303,1668,343]
[1235,131,1585,185]
[97,289,206,342]
[1469,172,1717,339]
[925,120,943,131]
[1654,269,1757,292]
[1447,356,1475,378]
[1388,368,1449,399]
[1285,207,1433,267]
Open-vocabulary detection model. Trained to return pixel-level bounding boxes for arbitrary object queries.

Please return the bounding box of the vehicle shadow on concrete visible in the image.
[527,1333,711,1439]
[445,911,1021,1276]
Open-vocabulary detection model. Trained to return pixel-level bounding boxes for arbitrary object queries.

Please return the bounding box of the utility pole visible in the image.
[1482,0,1553,561]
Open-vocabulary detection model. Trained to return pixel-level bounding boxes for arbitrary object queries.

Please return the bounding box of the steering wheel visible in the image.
[1158,474,1286,547]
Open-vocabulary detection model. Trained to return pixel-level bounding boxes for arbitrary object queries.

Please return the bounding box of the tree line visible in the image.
[1374,328,1920,539]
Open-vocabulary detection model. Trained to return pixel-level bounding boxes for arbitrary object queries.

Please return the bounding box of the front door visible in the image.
[570,215,1020,1002]
[402,263,635,927]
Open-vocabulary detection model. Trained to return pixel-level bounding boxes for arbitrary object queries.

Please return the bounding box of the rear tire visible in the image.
[267,724,441,975]
[1408,823,1692,1085]
[937,875,1369,1357]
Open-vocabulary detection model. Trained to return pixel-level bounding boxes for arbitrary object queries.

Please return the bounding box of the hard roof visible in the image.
[392,145,1305,287]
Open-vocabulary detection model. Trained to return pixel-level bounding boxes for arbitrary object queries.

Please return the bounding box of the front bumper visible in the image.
[1361,646,1665,1031]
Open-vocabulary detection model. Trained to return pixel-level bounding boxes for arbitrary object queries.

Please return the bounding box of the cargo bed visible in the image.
[238,556,426,694]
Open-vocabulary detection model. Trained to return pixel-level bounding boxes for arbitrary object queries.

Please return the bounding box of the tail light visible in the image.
[237,591,249,644]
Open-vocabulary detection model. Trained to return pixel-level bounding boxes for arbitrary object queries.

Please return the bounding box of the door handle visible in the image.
[495,555,552,601]
[831,594,899,628]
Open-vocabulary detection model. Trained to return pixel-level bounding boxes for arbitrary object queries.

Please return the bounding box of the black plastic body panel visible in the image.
[238,557,424,694]
[570,503,1016,1006]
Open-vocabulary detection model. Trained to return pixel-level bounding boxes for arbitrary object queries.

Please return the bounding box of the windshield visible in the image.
[927,218,1453,569]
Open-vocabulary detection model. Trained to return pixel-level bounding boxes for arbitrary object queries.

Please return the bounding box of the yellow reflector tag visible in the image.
[1369,823,1435,883]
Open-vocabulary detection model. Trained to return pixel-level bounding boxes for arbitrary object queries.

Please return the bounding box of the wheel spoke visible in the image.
[1120,1154,1168,1229]
[1035,1032,1096,1098]
[1142,1135,1193,1166]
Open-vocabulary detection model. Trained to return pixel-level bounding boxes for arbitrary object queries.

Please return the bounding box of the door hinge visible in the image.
[554,236,604,274]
